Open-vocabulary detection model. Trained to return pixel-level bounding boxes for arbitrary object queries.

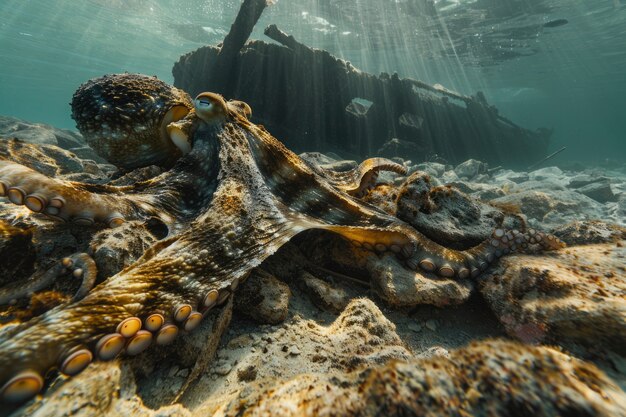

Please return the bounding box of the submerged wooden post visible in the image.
[216,0,269,68]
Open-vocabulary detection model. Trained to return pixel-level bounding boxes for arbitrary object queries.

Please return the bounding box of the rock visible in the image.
[234,270,291,324]
[214,362,233,376]
[320,159,358,172]
[68,146,108,164]
[568,174,611,189]
[480,244,626,353]
[424,320,438,332]
[81,159,104,176]
[576,182,617,203]
[407,323,422,333]
[12,362,189,417]
[529,166,563,181]
[494,169,529,184]
[367,254,473,307]
[396,172,505,249]
[298,152,338,166]
[375,138,419,159]
[0,115,85,150]
[454,158,487,179]
[552,220,626,245]
[491,189,605,228]
[0,139,85,176]
[412,162,445,177]
[416,346,449,359]
[441,170,458,183]
[192,298,412,417]
[446,180,474,194]
[301,272,350,313]
[212,339,626,417]
[473,185,505,201]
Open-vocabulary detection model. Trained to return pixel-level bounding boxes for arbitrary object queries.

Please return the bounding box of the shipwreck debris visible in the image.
[173,0,552,167]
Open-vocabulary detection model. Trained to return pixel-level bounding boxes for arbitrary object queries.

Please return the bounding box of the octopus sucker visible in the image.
[59,348,92,376]
[155,324,179,345]
[0,73,566,404]
[94,333,125,360]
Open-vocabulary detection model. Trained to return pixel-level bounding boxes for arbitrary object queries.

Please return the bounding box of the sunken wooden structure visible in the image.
[173,0,551,167]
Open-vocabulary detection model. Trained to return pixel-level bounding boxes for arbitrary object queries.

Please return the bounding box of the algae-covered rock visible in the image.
[209,338,626,417]
[480,243,626,353]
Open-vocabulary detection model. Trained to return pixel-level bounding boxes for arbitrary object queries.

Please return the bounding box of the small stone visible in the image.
[425,320,438,331]
[288,345,301,356]
[576,182,616,203]
[320,160,358,172]
[176,368,189,378]
[169,378,183,394]
[301,272,350,313]
[408,323,422,333]
[214,363,232,376]
[454,159,487,179]
[167,365,179,378]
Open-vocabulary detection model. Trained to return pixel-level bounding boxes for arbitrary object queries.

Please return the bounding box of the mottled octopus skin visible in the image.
[0,74,564,403]
[71,73,193,170]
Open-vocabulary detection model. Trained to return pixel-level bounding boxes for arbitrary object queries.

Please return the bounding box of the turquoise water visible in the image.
[0,0,624,162]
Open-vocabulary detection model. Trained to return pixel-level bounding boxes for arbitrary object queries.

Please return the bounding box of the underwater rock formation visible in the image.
[481,243,626,352]
[193,300,626,417]
[172,0,550,168]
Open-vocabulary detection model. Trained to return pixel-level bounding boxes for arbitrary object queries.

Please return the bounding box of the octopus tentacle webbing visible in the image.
[0,73,564,403]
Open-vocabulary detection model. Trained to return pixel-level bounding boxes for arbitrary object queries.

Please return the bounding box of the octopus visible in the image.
[0,73,565,404]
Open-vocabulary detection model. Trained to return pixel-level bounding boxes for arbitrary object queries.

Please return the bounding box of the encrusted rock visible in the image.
[568,174,611,189]
[0,139,84,177]
[576,181,617,203]
[552,220,626,245]
[0,115,85,150]
[529,166,563,181]
[454,158,487,179]
[412,162,446,177]
[301,272,350,313]
[234,270,291,324]
[10,362,190,417]
[480,243,626,353]
[320,160,358,172]
[211,339,626,417]
[367,254,473,307]
[395,172,505,248]
[491,188,605,228]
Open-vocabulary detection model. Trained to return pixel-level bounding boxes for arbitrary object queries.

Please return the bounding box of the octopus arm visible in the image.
[311,157,407,198]
[0,160,164,227]
[245,122,565,281]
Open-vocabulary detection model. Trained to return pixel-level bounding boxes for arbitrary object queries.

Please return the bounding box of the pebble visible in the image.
[288,345,301,356]
[168,365,179,378]
[408,323,422,333]
[425,320,438,332]
[214,363,233,376]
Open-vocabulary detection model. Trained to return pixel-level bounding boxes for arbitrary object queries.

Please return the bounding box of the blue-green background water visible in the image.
[0,0,624,163]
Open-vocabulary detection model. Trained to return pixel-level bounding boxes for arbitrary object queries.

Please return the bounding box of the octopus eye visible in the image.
[195,99,213,110]
[194,92,227,124]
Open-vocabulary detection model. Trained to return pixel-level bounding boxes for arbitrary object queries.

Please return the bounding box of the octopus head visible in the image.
[193,92,252,124]
[71,73,194,170]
